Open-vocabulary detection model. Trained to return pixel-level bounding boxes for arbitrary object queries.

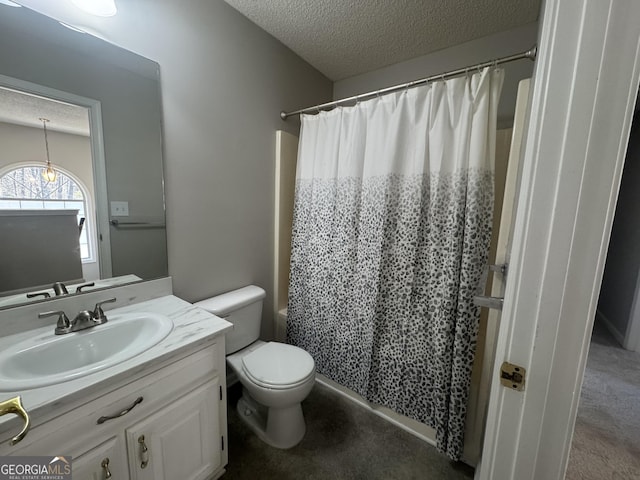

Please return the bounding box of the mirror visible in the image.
[0,5,167,309]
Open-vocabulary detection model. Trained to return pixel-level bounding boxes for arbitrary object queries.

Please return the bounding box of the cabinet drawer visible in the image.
[4,342,222,457]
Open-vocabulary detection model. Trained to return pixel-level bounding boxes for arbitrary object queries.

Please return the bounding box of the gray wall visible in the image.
[334,23,538,128]
[19,0,333,338]
[598,111,640,339]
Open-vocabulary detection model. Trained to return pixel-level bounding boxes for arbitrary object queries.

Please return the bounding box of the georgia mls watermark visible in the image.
[0,456,72,480]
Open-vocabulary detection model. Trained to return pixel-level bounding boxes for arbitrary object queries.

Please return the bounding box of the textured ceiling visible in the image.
[0,87,90,137]
[224,0,540,81]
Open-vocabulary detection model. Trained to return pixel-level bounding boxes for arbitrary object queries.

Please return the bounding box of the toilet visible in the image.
[195,285,315,449]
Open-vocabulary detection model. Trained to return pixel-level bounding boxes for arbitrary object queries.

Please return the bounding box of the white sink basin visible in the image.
[0,312,173,391]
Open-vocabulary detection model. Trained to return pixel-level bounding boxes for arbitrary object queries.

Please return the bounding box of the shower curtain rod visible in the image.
[280,45,537,120]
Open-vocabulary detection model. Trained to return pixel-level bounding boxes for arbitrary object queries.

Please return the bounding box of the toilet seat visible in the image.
[242,342,315,390]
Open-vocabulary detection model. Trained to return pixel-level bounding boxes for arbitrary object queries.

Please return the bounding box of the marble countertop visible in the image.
[0,294,232,439]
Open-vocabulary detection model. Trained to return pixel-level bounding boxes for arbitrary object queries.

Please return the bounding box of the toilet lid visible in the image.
[242,342,314,387]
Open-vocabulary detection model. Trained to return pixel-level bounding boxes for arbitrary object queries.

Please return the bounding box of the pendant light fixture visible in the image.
[40,118,57,183]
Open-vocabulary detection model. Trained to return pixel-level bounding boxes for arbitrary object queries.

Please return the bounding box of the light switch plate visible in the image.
[110,201,129,216]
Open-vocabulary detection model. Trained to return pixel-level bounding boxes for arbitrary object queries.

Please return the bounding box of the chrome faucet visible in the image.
[39,298,117,335]
[52,282,69,296]
[27,281,96,300]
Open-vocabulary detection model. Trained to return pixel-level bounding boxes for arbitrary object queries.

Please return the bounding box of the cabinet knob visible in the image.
[138,434,149,469]
[101,458,112,479]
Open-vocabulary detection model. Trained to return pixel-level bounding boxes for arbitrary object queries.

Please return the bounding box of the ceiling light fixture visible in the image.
[39,118,57,183]
[70,0,117,17]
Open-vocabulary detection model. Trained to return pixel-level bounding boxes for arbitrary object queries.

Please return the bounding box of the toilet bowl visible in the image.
[195,285,315,449]
[227,340,315,448]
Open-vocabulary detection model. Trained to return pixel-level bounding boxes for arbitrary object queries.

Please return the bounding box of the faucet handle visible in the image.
[93,298,117,324]
[26,291,51,299]
[38,310,71,335]
[75,282,96,294]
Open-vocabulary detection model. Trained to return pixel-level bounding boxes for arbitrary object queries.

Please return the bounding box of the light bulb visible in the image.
[43,165,57,182]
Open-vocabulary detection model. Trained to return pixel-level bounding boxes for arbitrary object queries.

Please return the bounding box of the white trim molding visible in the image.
[478,0,640,479]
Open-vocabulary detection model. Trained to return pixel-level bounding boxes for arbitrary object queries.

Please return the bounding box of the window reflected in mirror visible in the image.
[0,165,94,263]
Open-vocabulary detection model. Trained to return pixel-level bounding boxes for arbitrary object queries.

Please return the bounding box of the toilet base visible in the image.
[237,388,306,449]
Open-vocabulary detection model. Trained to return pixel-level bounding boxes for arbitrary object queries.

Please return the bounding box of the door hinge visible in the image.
[500,362,526,391]
[219,385,223,401]
[221,436,225,451]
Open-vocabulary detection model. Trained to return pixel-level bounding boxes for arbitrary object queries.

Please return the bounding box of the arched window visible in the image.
[0,164,93,262]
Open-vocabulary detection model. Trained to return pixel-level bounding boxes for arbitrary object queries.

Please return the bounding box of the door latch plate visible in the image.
[500,362,526,391]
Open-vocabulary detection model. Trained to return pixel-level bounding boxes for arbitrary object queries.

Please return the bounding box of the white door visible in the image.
[464,78,530,464]
[478,1,640,479]
[126,379,222,480]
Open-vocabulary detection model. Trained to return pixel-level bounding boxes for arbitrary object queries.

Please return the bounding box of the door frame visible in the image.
[0,73,113,279]
[477,0,640,479]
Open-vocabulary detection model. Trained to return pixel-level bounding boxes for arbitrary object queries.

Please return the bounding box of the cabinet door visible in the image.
[126,378,222,480]
[73,435,128,480]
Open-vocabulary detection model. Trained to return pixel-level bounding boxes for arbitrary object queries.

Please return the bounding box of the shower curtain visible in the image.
[287,67,504,460]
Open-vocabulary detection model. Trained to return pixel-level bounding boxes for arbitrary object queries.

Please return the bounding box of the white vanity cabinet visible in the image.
[1,338,228,480]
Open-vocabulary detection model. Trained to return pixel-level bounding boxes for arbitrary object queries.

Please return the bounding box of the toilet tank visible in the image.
[194,285,266,354]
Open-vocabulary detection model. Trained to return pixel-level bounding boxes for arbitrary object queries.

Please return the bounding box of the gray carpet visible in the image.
[566,321,640,479]
[223,382,474,479]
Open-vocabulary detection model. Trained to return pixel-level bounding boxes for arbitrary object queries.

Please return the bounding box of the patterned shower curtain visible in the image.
[287,68,504,460]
